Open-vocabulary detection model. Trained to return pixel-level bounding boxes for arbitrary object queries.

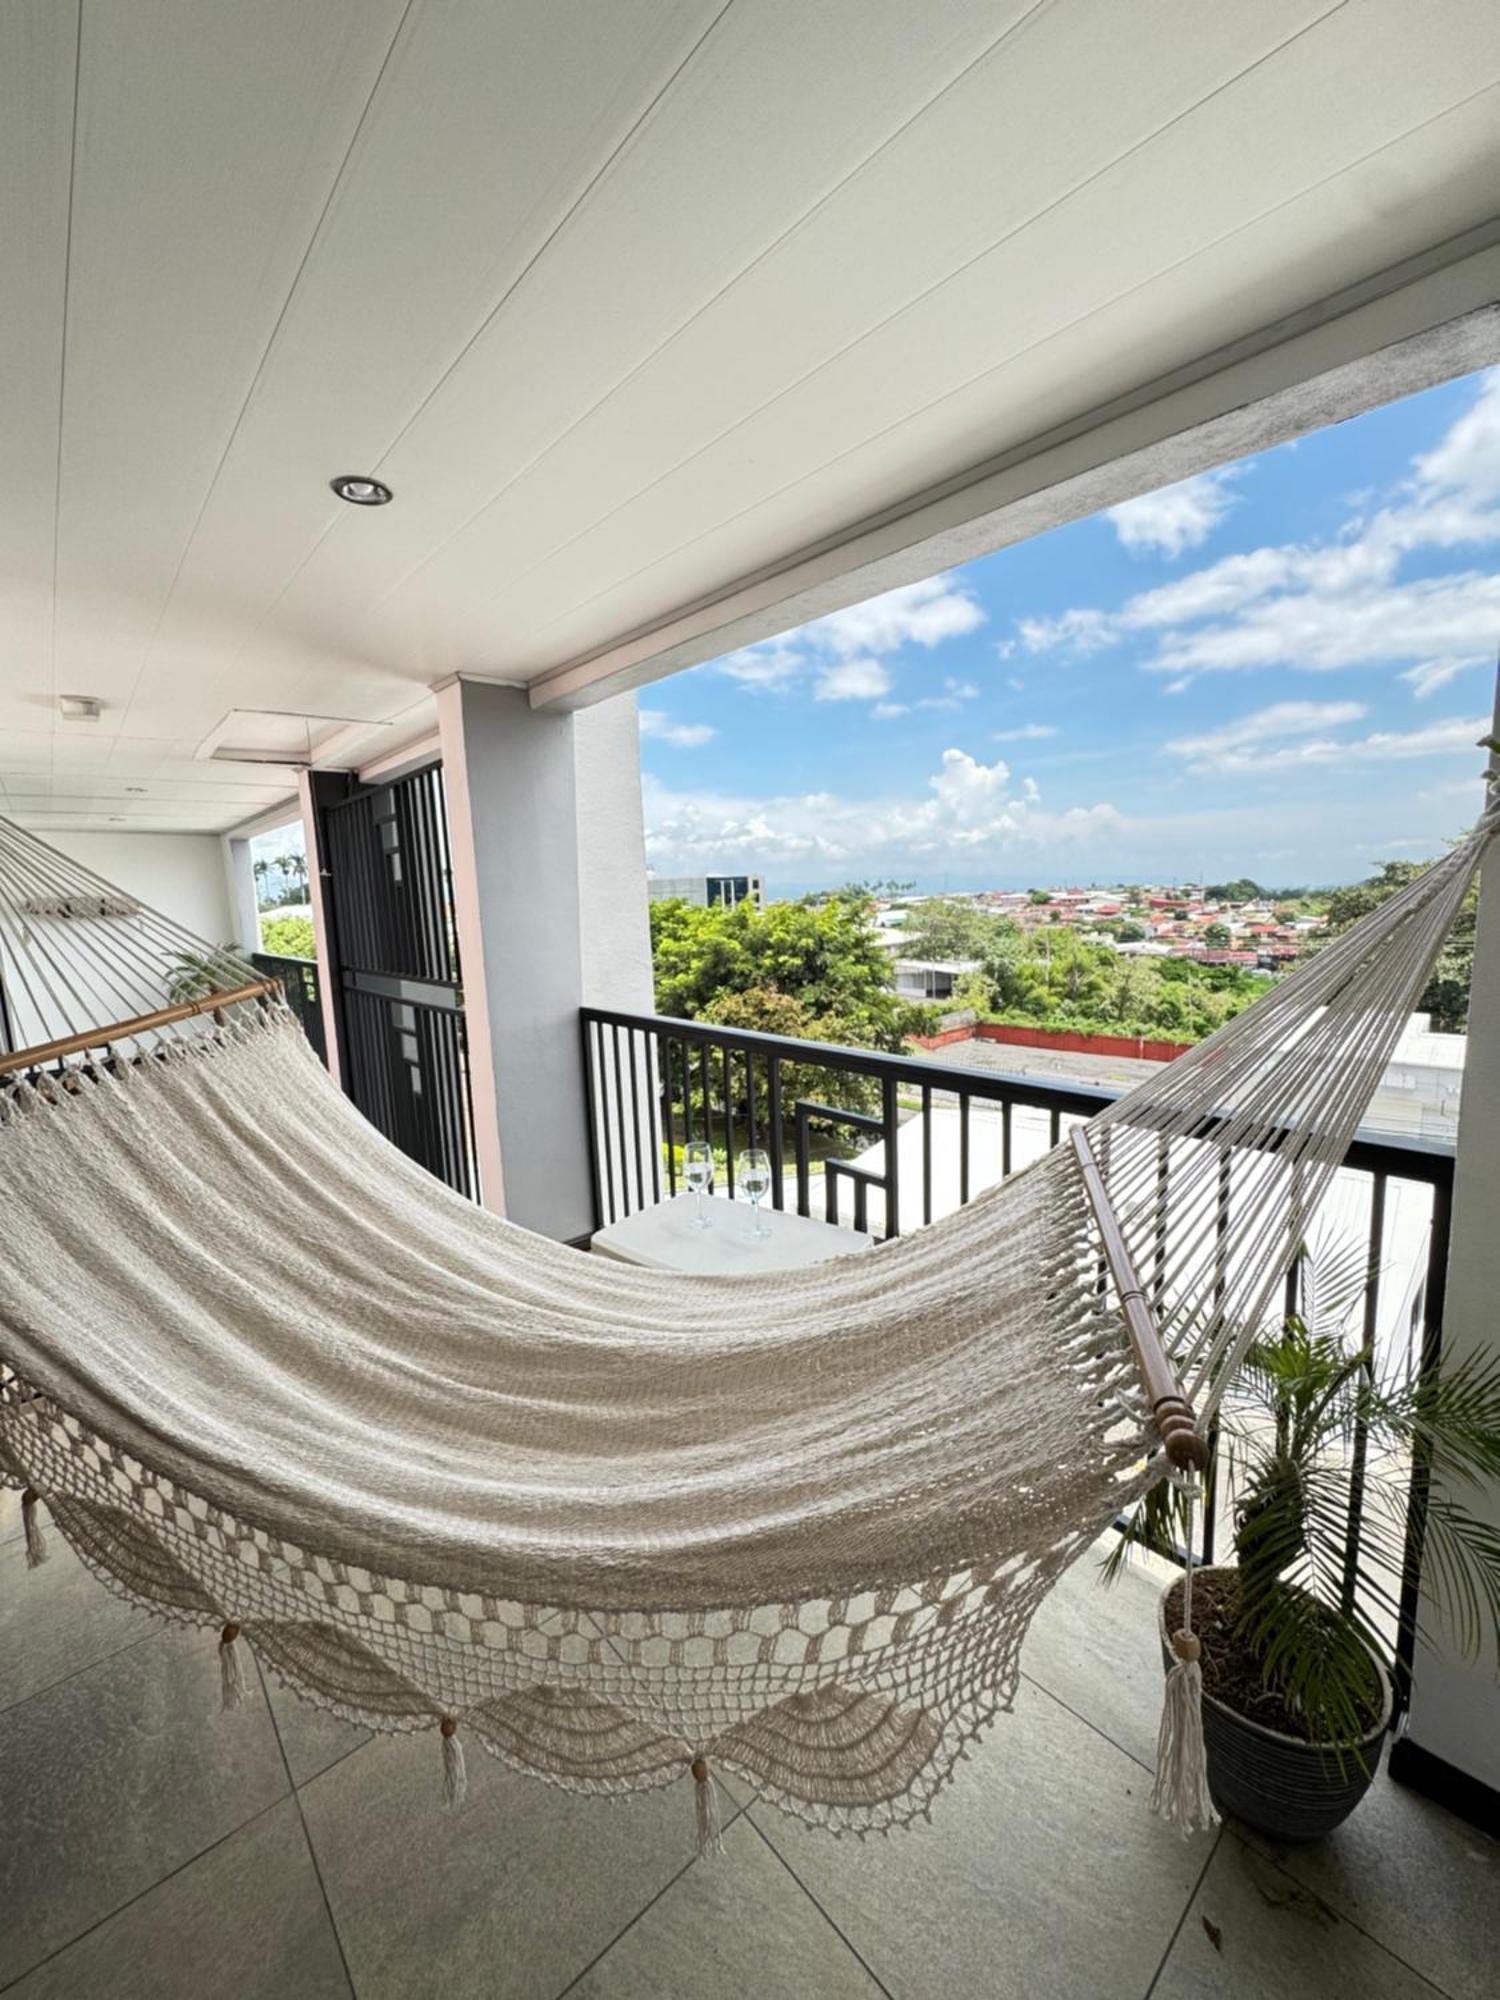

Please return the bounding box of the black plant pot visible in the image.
[1157,1573,1392,1842]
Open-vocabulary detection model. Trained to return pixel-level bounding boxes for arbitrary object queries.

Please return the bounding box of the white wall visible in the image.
[41,830,236,943]
[1403,824,1500,1790]
[575,694,653,1016]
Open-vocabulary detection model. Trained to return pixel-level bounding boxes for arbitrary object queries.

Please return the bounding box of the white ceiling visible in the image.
[3,0,1500,833]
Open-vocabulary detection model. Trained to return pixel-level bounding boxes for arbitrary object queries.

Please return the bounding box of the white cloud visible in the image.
[1151,573,1500,678]
[808,575,985,656]
[1107,468,1239,559]
[904,677,980,713]
[642,752,1122,875]
[1018,607,1116,655]
[716,642,803,688]
[815,656,891,701]
[871,701,909,720]
[1012,370,1500,682]
[715,573,983,705]
[992,723,1057,743]
[638,708,716,748]
[1413,371,1500,500]
[1167,701,1366,762]
[1166,704,1487,778]
[1400,653,1492,699]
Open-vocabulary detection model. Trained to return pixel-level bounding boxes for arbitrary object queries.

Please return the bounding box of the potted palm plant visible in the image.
[165,945,256,1006]
[1111,1246,1500,1841]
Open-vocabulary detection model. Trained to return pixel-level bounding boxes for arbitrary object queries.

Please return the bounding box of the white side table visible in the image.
[591,1193,876,1274]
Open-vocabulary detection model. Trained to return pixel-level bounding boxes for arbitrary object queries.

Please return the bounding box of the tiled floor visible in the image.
[2,1494,1495,1999]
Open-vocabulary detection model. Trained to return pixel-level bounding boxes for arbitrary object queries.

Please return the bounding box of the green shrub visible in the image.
[259,913,315,959]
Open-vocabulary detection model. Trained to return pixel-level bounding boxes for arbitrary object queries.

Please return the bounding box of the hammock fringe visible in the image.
[440,1718,467,1809]
[1152,1633,1217,1836]
[21,1488,47,1569]
[692,1757,725,1859]
[219,1623,247,1712]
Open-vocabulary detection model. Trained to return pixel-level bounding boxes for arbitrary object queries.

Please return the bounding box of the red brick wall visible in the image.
[910,1021,1189,1063]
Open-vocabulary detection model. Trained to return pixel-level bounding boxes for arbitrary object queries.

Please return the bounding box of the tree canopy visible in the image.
[650,893,924,1051]
[892,896,1014,962]
[1317,853,1477,1032]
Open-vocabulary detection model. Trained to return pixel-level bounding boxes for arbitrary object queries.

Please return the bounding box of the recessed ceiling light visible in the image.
[58,694,102,721]
[330,474,393,507]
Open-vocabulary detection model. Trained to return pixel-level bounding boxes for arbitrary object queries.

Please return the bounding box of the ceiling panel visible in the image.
[139,0,722,698]
[2,0,1498,830]
[0,4,76,687]
[36,0,407,828]
[424,0,1500,670]
[261,0,1032,666]
[370,0,1336,670]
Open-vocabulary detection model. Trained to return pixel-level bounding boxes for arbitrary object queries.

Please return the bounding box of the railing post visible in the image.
[581,1011,604,1232]
[768,1053,785,1209]
[882,1073,900,1239]
[1393,1169,1453,1717]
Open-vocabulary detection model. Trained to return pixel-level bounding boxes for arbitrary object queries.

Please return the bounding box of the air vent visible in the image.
[196,710,389,768]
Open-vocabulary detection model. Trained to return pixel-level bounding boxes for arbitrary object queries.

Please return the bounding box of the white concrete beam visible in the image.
[529,225,1500,710]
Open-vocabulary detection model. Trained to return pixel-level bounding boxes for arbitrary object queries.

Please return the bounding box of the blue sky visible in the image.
[636,367,1500,895]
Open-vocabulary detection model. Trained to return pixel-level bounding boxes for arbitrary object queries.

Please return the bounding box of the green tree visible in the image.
[900,898,1017,962]
[1202,921,1233,948]
[1317,852,1477,1033]
[259,913,316,958]
[650,893,922,1048]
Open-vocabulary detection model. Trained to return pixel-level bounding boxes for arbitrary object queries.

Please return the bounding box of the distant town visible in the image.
[874,878,1325,976]
[646,867,1327,982]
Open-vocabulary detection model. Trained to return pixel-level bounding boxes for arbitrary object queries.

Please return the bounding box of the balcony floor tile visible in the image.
[1019,1535,1178,1772]
[566,1815,884,1999]
[1238,1747,1499,2000]
[1,1517,1493,1999]
[297,1726,742,2000]
[1153,1831,1445,1998]
[0,1621,289,1984]
[3,1796,350,2000]
[0,1532,157,1714]
[747,1676,1208,2000]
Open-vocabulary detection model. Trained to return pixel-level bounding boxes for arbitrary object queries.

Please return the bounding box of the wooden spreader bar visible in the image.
[0,978,280,1080]
[1071,1125,1211,1474]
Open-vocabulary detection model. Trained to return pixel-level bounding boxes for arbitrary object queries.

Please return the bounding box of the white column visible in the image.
[1400,719,1500,1795]
[435,679,651,1238]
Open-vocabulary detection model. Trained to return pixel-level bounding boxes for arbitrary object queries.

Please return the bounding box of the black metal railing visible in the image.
[580,1004,1455,1719]
[251,952,326,1065]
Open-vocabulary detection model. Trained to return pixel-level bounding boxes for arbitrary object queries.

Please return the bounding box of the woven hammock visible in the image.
[0,795,1494,1842]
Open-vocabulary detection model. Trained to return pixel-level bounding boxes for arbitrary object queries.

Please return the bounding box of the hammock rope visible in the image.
[0,781,1495,1841]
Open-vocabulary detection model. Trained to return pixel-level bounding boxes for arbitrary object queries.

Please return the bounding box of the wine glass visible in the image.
[741,1148,772,1239]
[683,1140,713,1228]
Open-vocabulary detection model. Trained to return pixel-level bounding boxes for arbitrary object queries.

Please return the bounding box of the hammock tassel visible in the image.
[691,1756,724,1859]
[219,1622,247,1711]
[20,1488,48,1569]
[1151,1490,1219,1836]
[440,1717,467,1809]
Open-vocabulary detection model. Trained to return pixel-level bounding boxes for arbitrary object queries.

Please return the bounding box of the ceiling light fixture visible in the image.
[330,474,393,507]
[58,694,102,721]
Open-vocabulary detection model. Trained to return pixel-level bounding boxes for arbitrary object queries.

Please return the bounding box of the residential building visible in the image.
[892,956,981,1001]
[646,872,764,910]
